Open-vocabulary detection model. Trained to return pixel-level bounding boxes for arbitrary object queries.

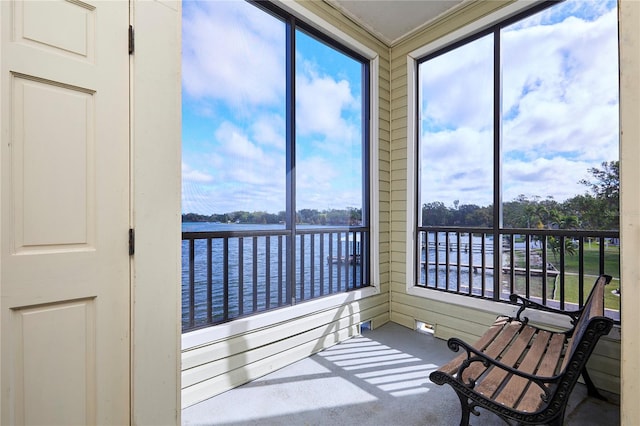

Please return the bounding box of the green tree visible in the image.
[504,195,531,228]
[548,236,577,264]
[422,201,450,226]
[547,212,579,263]
[348,207,362,225]
[579,161,619,207]
[326,209,349,225]
[561,194,601,229]
[578,160,619,230]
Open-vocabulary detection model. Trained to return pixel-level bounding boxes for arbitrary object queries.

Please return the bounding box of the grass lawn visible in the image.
[508,242,620,312]
[558,241,620,277]
[559,274,620,312]
[508,275,620,312]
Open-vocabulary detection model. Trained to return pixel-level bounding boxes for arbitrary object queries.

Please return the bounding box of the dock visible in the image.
[421,261,560,277]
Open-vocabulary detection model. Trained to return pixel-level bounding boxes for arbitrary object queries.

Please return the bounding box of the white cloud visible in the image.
[250,113,285,149]
[503,157,592,202]
[215,122,265,161]
[296,157,337,193]
[182,120,287,213]
[295,155,362,210]
[421,127,494,207]
[501,7,619,161]
[420,34,494,131]
[212,183,286,214]
[182,162,213,184]
[211,122,285,191]
[296,70,358,138]
[182,1,285,108]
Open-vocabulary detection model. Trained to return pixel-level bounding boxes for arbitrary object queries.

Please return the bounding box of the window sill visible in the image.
[406,284,620,341]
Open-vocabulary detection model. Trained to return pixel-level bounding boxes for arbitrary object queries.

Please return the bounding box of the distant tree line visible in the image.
[422,161,619,231]
[182,207,362,226]
[183,161,618,231]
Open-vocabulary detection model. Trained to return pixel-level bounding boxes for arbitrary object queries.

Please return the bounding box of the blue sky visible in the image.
[182,0,362,215]
[419,0,619,207]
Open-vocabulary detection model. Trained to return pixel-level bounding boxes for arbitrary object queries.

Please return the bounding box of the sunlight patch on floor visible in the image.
[317,335,439,397]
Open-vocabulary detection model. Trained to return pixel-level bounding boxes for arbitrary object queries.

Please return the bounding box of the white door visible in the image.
[1,1,130,424]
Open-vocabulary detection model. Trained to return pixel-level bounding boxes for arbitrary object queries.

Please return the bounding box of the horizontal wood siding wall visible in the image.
[387,0,620,395]
[181,0,391,408]
[182,294,389,407]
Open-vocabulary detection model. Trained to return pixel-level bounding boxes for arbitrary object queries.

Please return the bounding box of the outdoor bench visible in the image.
[429,274,614,426]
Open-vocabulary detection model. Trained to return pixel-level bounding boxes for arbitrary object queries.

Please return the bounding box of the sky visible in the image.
[182,0,363,215]
[419,0,619,208]
[182,0,619,215]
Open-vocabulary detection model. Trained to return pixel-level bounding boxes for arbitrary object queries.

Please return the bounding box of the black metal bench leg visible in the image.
[546,407,566,426]
[456,392,471,426]
[582,368,607,401]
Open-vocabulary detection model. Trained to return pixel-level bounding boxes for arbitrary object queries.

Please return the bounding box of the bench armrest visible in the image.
[509,294,582,327]
[446,337,561,400]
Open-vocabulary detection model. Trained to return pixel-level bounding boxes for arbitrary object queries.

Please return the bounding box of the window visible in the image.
[181,0,371,331]
[416,1,620,320]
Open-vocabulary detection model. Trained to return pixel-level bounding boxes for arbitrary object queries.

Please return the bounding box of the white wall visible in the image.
[619,0,640,422]
[131,0,182,424]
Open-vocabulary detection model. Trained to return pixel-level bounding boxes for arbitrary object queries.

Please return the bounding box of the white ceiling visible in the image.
[326,0,467,45]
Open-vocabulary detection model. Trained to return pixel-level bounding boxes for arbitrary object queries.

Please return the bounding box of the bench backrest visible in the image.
[560,274,612,372]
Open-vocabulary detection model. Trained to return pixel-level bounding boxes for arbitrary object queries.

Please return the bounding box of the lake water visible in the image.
[418,231,498,294]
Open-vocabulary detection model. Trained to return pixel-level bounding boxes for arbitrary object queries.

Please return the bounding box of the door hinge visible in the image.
[128,25,134,55]
[129,228,135,256]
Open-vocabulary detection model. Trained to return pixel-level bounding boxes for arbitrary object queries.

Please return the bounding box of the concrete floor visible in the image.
[183,322,620,426]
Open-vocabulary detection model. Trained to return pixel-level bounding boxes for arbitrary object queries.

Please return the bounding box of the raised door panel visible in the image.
[13,75,94,251]
[12,299,96,425]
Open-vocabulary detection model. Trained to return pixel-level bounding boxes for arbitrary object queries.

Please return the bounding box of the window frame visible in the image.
[183,0,380,347]
[409,0,620,325]
[406,1,562,310]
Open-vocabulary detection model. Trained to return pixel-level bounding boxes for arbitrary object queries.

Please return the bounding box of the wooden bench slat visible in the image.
[474,325,537,398]
[457,320,523,383]
[516,332,566,412]
[591,290,604,314]
[494,330,552,409]
[534,332,566,377]
[560,278,606,372]
[437,316,511,376]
